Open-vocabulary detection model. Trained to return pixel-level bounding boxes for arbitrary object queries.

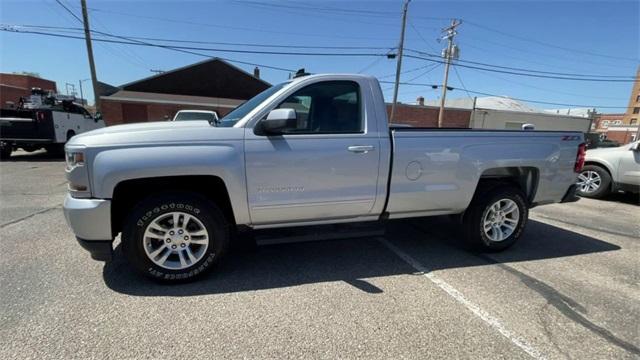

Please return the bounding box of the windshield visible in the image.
[174,112,216,122]
[219,81,290,127]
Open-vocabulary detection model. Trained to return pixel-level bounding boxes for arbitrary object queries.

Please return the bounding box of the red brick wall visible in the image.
[0,73,57,108]
[606,129,638,144]
[100,99,234,126]
[0,85,28,108]
[385,104,471,128]
[593,113,625,131]
[0,74,56,92]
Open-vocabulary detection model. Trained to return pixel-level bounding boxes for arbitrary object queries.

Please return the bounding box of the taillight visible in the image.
[574,143,586,173]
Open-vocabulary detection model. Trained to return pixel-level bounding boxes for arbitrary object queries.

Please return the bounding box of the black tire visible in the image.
[122,192,230,283]
[576,165,611,199]
[463,184,528,252]
[0,145,12,160]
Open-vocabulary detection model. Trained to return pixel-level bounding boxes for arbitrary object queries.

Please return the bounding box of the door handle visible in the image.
[347,145,375,153]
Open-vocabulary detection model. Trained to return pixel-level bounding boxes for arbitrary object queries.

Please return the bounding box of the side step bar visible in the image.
[252,222,385,246]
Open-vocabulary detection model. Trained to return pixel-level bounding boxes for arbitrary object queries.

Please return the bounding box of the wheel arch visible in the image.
[111,175,236,237]
[477,166,539,205]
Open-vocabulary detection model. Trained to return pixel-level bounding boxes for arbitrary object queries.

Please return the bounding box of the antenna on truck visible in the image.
[293,68,310,78]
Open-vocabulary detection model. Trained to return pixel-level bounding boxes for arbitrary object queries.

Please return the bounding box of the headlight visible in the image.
[65,151,85,169]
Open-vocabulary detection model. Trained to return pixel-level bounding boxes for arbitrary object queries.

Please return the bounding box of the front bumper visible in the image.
[63,194,113,259]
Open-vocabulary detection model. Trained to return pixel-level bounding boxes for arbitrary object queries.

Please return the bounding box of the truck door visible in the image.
[244,80,381,225]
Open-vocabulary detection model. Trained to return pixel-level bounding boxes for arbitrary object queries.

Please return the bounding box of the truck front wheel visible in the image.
[463,185,528,251]
[122,192,230,282]
[0,145,12,159]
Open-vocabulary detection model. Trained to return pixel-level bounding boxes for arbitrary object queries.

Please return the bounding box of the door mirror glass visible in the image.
[94,112,102,122]
[631,142,639,151]
[256,109,297,135]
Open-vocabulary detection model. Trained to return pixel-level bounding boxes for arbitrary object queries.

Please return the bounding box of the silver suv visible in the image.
[577,141,640,198]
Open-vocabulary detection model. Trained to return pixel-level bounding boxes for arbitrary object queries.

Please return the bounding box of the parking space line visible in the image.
[530,214,639,239]
[0,207,59,228]
[377,237,546,360]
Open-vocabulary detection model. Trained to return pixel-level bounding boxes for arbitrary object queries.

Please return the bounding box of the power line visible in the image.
[229,0,401,28]
[464,20,639,63]
[408,19,438,53]
[406,49,636,79]
[459,64,627,100]
[1,27,391,57]
[53,0,83,23]
[1,26,297,72]
[459,35,633,70]
[378,63,435,79]
[404,54,638,82]
[452,65,472,99]
[378,80,629,109]
[405,63,441,82]
[7,23,635,84]
[231,1,395,17]
[9,24,395,50]
[86,7,402,41]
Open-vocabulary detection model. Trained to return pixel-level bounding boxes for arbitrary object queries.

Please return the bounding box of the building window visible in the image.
[634,107,640,114]
[637,95,640,102]
[631,118,638,125]
[613,120,622,125]
[602,120,610,128]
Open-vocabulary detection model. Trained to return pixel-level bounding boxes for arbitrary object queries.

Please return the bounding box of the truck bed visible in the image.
[386,128,583,218]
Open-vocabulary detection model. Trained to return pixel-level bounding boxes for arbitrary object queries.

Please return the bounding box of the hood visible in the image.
[68,121,241,147]
[585,142,635,158]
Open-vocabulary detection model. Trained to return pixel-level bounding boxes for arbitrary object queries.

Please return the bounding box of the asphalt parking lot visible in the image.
[1,150,639,359]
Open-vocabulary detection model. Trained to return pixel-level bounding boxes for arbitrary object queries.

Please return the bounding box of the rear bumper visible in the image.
[560,184,580,203]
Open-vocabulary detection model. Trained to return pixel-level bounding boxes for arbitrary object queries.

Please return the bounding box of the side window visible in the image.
[276,81,362,134]
[81,107,92,119]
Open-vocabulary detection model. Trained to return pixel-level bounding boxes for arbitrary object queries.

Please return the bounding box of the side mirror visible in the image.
[631,142,639,151]
[255,108,297,135]
[94,112,103,122]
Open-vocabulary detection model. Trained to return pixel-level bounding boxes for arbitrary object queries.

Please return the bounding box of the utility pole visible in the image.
[390,0,410,122]
[65,83,76,96]
[437,19,461,127]
[79,78,90,105]
[80,0,100,113]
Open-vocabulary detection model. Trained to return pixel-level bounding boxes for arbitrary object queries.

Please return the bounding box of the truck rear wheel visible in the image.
[463,185,528,252]
[122,192,230,282]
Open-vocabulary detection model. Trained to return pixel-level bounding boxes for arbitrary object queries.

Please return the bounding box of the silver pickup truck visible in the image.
[63,74,585,282]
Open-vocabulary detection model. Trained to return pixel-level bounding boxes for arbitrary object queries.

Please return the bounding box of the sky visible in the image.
[0,0,638,113]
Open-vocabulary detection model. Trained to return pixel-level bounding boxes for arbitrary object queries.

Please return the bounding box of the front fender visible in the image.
[90,143,250,225]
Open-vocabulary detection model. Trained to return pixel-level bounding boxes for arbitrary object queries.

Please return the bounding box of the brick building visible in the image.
[606,126,638,144]
[0,73,57,108]
[623,67,640,127]
[593,113,625,133]
[99,58,270,125]
[385,103,470,128]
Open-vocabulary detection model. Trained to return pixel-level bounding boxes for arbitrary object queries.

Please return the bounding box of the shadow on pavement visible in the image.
[103,217,620,297]
[587,192,639,206]
[2,150,64,162]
